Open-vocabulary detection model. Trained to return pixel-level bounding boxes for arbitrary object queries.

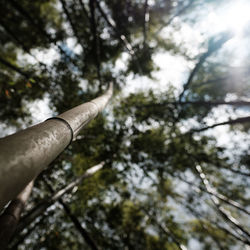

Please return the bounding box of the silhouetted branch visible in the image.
[179,34,232,102]
[95,0,134,55]
[15,163,104,234]
[142,208,186,250]
[0,57,31,79]
[143,0,149,47]
[190,116,250,133]
[78,0,90,21]
[9,210,48,249]
[137,100,250,109]
[59,0,84,49]
[8,0,76,64]
[0,20,50,72]
[44,177,99,250]
[95,0,144,75]
[154,0,195,36]
[89,0,102,87]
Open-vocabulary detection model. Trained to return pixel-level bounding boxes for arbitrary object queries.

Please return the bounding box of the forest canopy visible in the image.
[0,0,249,249]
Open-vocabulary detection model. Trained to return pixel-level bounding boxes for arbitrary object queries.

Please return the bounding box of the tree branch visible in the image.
[59,0,84,49]
[154,0,195,36]
[89,0,102,87]
[143,0,149,48]
[44,177,99,250]
[0,57,31,79]
[190,116,250,133]
[137,100,250,108]
[0,20,50,71]
[14,163,104,235]
[95,0,134,55]
[8,0,76,64]
[178,34,232,102]
[187,204,250,245]
[142,208,186,250]
[177,175,250,216]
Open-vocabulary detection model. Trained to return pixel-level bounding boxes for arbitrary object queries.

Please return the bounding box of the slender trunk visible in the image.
[15,162,104,235]
[78,0,90,21]
[60,200,99,250]
[187,204,250,245]
[59,0,83,49]
[196,165,250,240]
[0,84,112,210]
[137,100,250,108]
[143,0,149,48]
[177,175,250,216]
[95,0,134,55]
[95,0,143,74]
[44,177,99,250]
[0,181,34,249]
[190,115,250,133]
[89,0,102,87]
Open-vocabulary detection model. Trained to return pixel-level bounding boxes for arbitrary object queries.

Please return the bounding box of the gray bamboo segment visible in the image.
[15,162,104,235]
[0,83,113,211]
[0,181,34,250]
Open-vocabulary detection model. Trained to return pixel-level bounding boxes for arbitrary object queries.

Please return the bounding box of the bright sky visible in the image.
[3,0,250,142]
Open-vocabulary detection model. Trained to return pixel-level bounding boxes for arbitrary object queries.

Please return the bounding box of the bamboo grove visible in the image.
[0,0,249,249]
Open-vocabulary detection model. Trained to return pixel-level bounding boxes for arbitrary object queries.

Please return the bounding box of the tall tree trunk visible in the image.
[0,84,112,211]
[0,181,34,249]
[15,162,104,235]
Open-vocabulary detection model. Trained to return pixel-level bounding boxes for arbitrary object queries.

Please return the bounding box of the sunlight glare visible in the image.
[218,0,250,34]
